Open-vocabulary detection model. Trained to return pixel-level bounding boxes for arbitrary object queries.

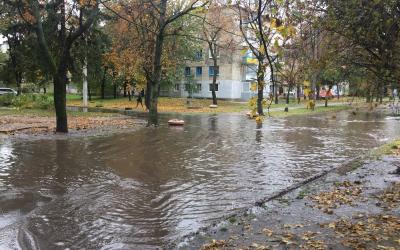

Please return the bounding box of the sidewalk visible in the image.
[176,154,400,250]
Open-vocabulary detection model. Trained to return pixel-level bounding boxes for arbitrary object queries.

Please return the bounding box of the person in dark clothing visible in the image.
[136,88,144,108]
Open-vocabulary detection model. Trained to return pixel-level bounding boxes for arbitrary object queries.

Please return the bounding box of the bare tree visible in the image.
[200,1,239,105]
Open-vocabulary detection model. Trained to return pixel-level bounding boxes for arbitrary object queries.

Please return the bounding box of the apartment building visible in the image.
[160,46,272,101]
[160,5,272,101]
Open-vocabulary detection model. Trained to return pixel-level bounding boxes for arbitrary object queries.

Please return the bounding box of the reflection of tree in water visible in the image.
[255,123,263,143]
[209,115,218,131]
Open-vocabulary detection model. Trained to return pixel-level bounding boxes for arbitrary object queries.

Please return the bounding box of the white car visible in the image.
[0,88,17,95]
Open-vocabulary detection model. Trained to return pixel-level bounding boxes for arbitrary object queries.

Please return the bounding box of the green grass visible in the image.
[66,94,83,101]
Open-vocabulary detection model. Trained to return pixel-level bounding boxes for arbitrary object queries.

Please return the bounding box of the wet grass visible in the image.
[269,105,352,117]
[372,139,400,157]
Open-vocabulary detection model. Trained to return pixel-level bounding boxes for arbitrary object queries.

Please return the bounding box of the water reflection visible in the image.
[255,123,263,143]
[0,111,399,248]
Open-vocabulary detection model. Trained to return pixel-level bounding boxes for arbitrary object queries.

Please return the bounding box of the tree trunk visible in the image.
[311,73,317,101]
[316,85,320,100]
[101,67,106,99]
[256,63,265,116]
[336,84,340,99]
[325,85,332,107]
[145,81,151,110]
[211,65,218,105]
[123,83,127,97]
[148,0,167,126]
[43,87,47,94]
[88,84,92,101]
[286,86,291,104]
[53,61,68,133]
[113,84,117,99]
[148,31,165,126]
[210,43,218,105]
[274,82,278,104]
[296,85,301,104]
[16,72,22,96]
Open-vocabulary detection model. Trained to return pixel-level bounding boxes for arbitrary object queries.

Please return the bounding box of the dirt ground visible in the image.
[0,113,145,137]
[174,155,400,250]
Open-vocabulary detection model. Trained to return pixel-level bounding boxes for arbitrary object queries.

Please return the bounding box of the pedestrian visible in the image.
[136,88,144,108]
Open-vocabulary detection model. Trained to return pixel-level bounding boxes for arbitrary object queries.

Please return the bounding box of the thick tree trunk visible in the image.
[148,0,167,126]
[316,85,320,100]
[113,84,117,99]
[53,61,68,133]
[148,30,165,126]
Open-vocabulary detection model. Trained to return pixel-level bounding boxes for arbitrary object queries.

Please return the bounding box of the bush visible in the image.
[33,94,54,109]
[11,94,54,110]
[0,94,14,106]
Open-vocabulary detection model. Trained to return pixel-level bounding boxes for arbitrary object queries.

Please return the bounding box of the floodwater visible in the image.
[0,111,399,249]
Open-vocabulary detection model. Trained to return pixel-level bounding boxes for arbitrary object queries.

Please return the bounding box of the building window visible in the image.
[197,84,202,91]
[185,67,191,76]
[208,66,219,76]
[209,83,219,92]
[196,67,202,76]
[174,84,180,91]
[195,50,203,60]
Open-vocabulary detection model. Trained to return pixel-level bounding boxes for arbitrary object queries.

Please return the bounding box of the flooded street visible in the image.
[0,111,399,249]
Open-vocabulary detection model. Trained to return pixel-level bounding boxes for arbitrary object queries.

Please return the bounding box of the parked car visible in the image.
[0,88,17,95]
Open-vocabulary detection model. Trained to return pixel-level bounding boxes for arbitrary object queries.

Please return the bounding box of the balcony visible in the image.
[242,56,258,65]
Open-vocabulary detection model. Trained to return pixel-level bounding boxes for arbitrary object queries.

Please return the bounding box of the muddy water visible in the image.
[0,111,399,249]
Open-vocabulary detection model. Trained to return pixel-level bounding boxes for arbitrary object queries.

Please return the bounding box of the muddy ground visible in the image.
[174,155,400,250]
[0,113,145,138]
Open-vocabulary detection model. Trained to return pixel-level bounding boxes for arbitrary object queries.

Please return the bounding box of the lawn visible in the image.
[66,95,359,114]
[269,105,352,117]
[0,108,117,118]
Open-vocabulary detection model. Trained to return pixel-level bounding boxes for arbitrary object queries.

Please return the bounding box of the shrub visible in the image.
[33,94,54,109]
[11,94,54,110]
[0,94,14,106]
